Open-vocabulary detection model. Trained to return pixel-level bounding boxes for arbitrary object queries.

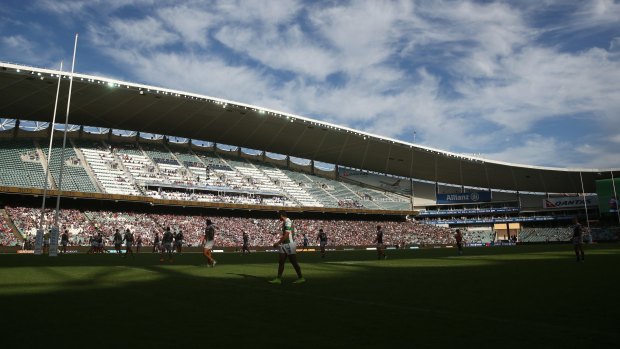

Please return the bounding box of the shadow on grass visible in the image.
[0,245,619,348]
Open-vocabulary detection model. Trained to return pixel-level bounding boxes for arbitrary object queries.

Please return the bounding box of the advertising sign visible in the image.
[49,226,59,257]
[596,179,620,214]
[542,196,598,209]
[34,228,43,255]
[436,191,491,204]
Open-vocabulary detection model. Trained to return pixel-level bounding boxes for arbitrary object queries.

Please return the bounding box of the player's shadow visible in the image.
[227,272,265,280]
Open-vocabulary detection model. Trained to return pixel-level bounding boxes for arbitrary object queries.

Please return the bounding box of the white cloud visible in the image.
[27,0,620,168]
[156,5,214,47]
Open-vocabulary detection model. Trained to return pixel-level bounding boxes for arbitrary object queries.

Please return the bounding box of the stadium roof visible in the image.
[0,62,617,194]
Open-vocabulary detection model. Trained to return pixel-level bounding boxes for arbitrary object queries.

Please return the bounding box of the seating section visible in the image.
[141,144,190,185]
[77,140,141,195]
[519,227,573,242]
[7,207,454,247]
[5,206,96,245]
[115,143,169,184]
[462,229,495,244]
[0,139,46,188]
[43,141,98,192]
[84,210,159,245]
[0,137,413,211]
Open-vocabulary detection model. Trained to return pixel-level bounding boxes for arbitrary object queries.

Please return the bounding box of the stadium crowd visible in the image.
[0,214,19,246]
[2,206,458,247]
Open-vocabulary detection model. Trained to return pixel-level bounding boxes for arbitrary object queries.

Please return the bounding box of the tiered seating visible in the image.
[519,227,573,242]
[286,171,340,207]
[462,229,495,244]
[141,144,190,185]
[115,144,168,184]
[171,149,209,185]
[77,140,141,195]
[0,139,46,188]
[211,156,257,190]
[235,163,282,193]
[43,141,98,192]
[259,164,322,206]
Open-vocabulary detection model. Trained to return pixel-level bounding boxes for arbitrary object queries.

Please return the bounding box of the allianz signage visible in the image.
[436,191,491,204]
[543,196,598,209]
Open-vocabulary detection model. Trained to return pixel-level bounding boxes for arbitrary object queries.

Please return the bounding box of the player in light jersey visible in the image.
[201,219,217,267]
[269,211,305,284]
[161,227,174,263]
[123,229,134,258]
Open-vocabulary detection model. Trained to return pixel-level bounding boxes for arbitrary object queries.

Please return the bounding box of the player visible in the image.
[135,235,143,254]
[95,232,104,253]
[455,229,464,255]
[242,231,251,255]
[301,233,309,252]
[572,218,585,262]
[161,227,174,262]
[123,228,134,257]
[113,229,123,254]
[60,229,69,254]
[269,211,305,284]
[174,230,183,254]
[201,220,217,267]
[153,231,161,253]
[88,234,96,254]
[374,225,386,260]
[316,229,328,258]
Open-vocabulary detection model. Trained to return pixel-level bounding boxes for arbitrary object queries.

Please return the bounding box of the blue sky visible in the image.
[1,0,619,169]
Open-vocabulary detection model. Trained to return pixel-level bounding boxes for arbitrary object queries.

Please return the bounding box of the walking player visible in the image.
[572,218,585,262]
[202,219,217,267]
[316,229,328,258]
[269,211,305,284]
[374,225,387,260]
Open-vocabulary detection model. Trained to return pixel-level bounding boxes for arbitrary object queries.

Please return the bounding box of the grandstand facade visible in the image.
[0,61,618,249]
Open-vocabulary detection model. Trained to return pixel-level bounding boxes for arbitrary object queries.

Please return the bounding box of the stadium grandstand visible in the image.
[0,61,619,250]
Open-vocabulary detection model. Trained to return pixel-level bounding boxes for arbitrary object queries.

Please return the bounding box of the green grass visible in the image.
[1,244,619,348]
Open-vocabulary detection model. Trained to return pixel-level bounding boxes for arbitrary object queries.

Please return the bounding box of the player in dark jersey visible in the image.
[175,230,183,254]
[242,231,250,255]
[123,229,134,257]
[269,211,304,284]
[161,227,174,262]
[572,218,585,262]
[135,235,143,254]
[316,229,328,258]
[202,220,217,267]
[374,225,386,260]
[60,229,69,254]
[455,229,464,255]
[113,229,123,254]
[96,233,104,254]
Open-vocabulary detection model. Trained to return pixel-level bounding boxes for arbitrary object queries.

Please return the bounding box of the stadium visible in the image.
[0,61,619,251]
[1,59,619,348]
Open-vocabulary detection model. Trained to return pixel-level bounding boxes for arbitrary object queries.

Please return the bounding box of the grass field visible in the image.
[1,244,619,348]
